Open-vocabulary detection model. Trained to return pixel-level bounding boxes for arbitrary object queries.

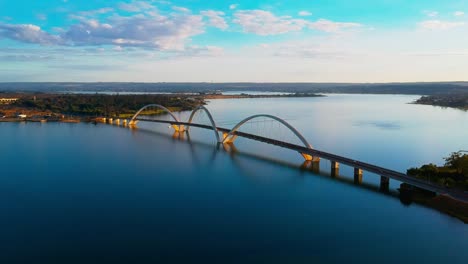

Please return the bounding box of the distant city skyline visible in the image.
[1,0,467,82]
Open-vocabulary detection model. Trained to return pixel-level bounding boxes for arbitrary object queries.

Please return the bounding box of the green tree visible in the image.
[444,151,468,174]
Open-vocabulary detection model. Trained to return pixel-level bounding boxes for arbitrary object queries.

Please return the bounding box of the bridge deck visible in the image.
[136,118,468,202]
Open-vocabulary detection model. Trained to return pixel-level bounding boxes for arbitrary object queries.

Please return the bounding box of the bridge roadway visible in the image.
[136,118,468,202]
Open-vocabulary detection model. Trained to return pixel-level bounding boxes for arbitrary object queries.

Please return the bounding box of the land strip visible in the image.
[0,92,323,122]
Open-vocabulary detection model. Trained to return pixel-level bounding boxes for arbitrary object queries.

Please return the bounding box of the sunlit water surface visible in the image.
[1,94,467,263]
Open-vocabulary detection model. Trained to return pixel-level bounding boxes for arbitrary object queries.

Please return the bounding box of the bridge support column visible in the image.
[380,176,390,192]
[301,153,320,162]
[331,161,339,178]
[172,131,186,140]
[128,120,137,127]
[222,142,238,154]
[354,168,363,184]
[300,160,320,173]
[172,124,186,132]
[222,132,237,143]
[108,118,113,124]
[123,119,128,127]
[115,119,120,125]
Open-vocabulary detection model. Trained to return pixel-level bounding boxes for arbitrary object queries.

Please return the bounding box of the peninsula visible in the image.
[0,92,322,122]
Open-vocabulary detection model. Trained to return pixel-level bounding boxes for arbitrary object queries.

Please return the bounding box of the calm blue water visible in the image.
[0,95,467,263]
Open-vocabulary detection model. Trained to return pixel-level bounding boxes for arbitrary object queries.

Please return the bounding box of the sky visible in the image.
[0,0,467,82]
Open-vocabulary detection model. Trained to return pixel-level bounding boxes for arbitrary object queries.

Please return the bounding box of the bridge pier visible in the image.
[108,118,113,124]
[300,160,320,173]
[172,131,186,140]
[128,120,137,127]
[123,119,128,127]
[331,161,339,177]
[301,153,320,162]
[222,132,237,143]
[115,119,120,125]
[380,176,390,192]
[222,142,238,154]
[354,168,363,184]
[172,124,186,132]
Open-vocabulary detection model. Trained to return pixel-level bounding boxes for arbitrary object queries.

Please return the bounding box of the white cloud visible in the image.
[252,40,347,59]
[118,1,155,12]
[308,19,362,33]
[229,4,238,10]
[172,6,191,13]
[233,10,361,35]
[200,10,228,30]
[0,54,56,62]
[419,20,465,30]
[181,45,225,57]
[298,11,312,17]
[36,14,47,21]
[64,14,205,50]
[0,11,207,52]
[233,10,308,35]
[0,23,62,45]
[423,10,439,17]
[454,11,465,17]
[78,8,114,17]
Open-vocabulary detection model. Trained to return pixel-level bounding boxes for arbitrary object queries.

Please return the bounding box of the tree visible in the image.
[444,151,468,174]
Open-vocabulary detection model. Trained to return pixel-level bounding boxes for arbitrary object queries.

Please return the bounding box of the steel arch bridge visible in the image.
[129,104,185,132]
[120,103,468,203]
[129,104,314,159]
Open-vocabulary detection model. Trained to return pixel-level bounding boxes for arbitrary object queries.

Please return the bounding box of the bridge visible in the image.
[106,104,468,202]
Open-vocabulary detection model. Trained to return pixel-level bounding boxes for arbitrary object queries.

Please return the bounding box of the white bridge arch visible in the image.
[222,114,313,149]
[129,104,315,159]
[130,104,180,124]
[187,105,221,143]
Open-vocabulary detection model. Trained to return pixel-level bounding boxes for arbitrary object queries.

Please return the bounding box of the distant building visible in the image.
[0,98,18,104]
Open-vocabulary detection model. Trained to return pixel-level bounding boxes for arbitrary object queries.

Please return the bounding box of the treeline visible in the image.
[14,94,204,117]
[2,82,468,95]
[407,152,468,190]
[415,94,468,110]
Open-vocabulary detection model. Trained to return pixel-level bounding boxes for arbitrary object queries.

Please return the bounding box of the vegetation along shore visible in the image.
[0,92,323,122]
[404,151,468,223]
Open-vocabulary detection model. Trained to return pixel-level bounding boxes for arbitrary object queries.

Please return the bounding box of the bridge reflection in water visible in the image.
[106,104,468,203]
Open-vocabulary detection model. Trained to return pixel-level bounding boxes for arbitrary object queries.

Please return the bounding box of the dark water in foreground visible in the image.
[1,95,467,263]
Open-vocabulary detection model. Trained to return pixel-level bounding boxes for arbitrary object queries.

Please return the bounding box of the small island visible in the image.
[405,151,468,223]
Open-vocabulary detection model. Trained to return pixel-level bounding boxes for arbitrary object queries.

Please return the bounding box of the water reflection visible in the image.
[353,120,402,130]
[186,131,220,169]
[133,124,403,202]
[300,160,320,174]
[2,116,467,263]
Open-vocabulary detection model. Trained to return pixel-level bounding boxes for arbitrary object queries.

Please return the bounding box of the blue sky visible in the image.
[1,0,467,82]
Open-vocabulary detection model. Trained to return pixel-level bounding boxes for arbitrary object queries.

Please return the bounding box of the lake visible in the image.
[1,94,467,263]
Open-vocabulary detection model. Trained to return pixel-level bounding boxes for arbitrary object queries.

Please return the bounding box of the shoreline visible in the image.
[0,92,324,121]
[413,94,468,111]
[402,186,468,224]
[201,93,324,100]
